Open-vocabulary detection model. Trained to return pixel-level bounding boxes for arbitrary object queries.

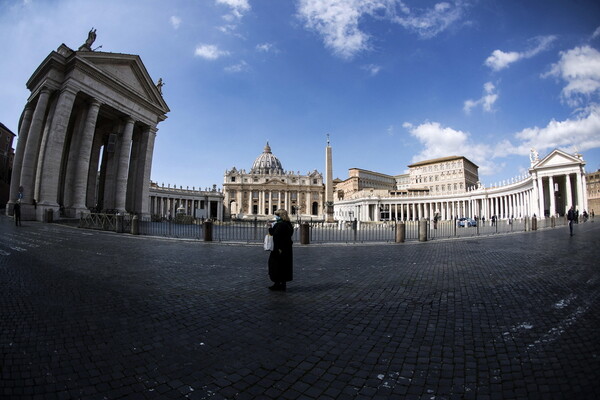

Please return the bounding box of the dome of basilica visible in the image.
[250,142,284,175]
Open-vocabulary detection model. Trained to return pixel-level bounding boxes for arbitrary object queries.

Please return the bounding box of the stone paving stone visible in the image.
[0,215,599,399]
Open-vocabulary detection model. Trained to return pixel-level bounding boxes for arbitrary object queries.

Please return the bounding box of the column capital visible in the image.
[124,116,135,125]
[88,98,102,108]
[38,86,53,96]
[59,86,79,96]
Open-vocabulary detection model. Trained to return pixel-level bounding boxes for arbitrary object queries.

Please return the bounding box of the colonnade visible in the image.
[149,186,224,221]
[5,41,168,221]
[8,87,157,220]
[335,152,588,223]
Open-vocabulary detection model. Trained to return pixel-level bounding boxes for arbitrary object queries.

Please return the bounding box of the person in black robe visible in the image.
[268,209,294,291]
[14,201,22,227]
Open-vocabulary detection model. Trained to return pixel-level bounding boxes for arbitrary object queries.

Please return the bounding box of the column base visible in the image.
[64,206,91,219]
[18,203,42,221]
[35,202,59,222]
[5,201,15,216]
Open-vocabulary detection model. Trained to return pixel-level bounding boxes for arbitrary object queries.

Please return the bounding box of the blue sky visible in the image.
[1,0,599,190]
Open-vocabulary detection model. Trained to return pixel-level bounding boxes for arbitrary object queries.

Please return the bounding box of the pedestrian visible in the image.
[13,201,22,227]
[268,209,294,291]
[567,205,576,236]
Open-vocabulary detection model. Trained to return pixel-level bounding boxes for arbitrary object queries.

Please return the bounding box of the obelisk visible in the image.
[325,134,334,222]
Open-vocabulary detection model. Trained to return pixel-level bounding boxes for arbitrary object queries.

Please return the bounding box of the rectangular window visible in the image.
[231,177,236,182]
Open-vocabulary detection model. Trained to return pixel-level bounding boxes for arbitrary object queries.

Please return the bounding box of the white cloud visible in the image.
[296,0,374,59]
[544,45,600,107]
[296,0,468,60]
[485,35,557,71]
[391,1,467,39]
[170,16,181,29]
[405,105,600,177]
[464,81,498,114]
[216,0,250,35]
[484,50,520,71]
[403,121,496,175]
[496,105,600,157]
[194,44,230,60]
[216,0,250,21]
[362,64,381,76]
[225,60,249,73]
[592,26,600,40]
[256,42,275,52]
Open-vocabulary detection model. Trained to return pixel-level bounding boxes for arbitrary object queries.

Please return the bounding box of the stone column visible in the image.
[18,88,52,213]
[575,171,584,212]
[71,100,101,215]
[136,126,157,216]
[581,171,588,212]
[114,118,135,212]
[548,176,555,216]
[537,176,545,218]
[7,104,35,212]
[248,190,253,215]
[565,174,572,212]
[38,88,78,217]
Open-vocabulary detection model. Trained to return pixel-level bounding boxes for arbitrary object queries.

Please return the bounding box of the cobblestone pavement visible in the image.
[1,215,599,400]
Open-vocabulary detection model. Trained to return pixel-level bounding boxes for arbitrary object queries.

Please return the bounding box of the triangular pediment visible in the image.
[534,149,584,169]
[265,179,288,186]
[76,51,169,113]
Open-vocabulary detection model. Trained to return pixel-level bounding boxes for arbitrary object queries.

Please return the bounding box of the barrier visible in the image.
[78,215,575,243]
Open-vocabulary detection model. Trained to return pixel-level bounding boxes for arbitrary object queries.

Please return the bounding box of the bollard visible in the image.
[300,222,310,245]
[419,219,427,242]
[204,220,213,241]
[395,221,405,243]
[131,215,139,235]
[116,214,124,233]
[524,216,529,231]
[532,217,537,231]
[551,216,555,228]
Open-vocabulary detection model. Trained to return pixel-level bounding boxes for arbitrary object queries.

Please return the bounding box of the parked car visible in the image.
[458,217,477,227]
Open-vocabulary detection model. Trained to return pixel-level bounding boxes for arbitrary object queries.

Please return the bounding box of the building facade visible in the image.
[223,143,324,220]
[586,170,600,214]
[148,182,223,221]
[334,149,588,222]
[335,168,396,201]
[6,31,169,221]
[0,123,16,206]
[407,156,479,194]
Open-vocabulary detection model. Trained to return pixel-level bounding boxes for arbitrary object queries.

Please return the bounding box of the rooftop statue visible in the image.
[78,28,97,51]
[529,148,539,165]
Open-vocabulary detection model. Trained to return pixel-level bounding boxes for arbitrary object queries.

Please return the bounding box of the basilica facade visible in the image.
[223,143,324,220]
